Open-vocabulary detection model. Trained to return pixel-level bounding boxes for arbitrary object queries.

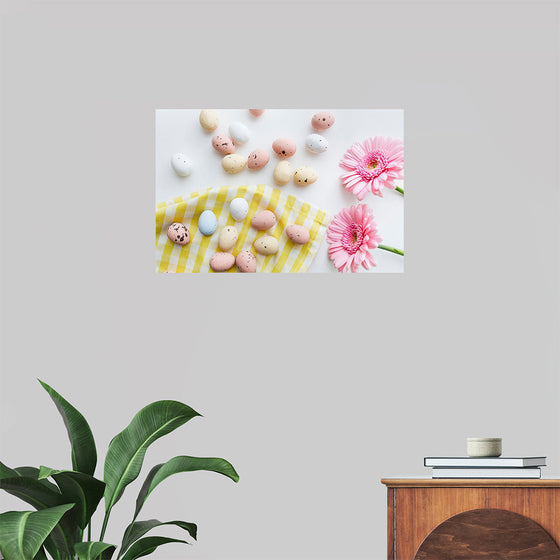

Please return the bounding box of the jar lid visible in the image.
[467,437,502,442]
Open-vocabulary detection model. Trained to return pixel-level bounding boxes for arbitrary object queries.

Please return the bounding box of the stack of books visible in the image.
[424,456,547,478]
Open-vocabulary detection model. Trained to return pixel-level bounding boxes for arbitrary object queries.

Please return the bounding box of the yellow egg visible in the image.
[254,236,279,255]
[222,154,247,174]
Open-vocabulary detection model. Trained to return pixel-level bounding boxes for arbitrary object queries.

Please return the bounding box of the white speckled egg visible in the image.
[236,250,257,272]
[222,154,247,174]
[199,109,219,132]
[218,226,239,251]
[230,198,249,221]
[170,153,193,177]
[305,134,328,154]
[209,252,235,272]
[198,210,218,236]
[229,122,250,145]
[254,236,279,255]
[294,166,318,185]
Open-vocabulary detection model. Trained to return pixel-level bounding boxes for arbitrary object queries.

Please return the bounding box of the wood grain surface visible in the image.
[382,479,560,488]
[386,484,560,559]
[414,508,560,559]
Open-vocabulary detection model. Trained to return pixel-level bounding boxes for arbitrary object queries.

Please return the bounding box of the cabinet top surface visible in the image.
[381,478,560,488]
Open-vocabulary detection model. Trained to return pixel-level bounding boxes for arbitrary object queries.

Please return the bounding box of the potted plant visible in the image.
[0,380,239,560]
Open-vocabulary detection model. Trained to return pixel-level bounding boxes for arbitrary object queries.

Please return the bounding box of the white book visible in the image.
[424,456,546,468]
[431,467,541,479]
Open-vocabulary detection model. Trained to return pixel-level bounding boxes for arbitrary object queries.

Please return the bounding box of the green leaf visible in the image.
[39,380,97,476]
[119,520,196,558]
[0,475,64,512]
[0,504,74,560]
[13,468,59,494]
[0,461,18,478]
[120,537,188,560]
[0,466,79,557]
[74,542,116,560]
[133,456,239,520]
[38,467,105,530]
[103,401,201,515]
[32,547,48,560]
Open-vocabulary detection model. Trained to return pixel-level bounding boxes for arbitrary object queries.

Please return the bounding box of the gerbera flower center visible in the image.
[358,150,388,180]
[342,223,364,254]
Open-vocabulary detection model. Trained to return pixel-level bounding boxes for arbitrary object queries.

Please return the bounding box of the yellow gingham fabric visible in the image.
[156,184,330,273]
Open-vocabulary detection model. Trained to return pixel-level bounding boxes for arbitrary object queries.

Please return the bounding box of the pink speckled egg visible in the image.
[212,134,235,155]
[167,223,190,245]
[236,250,257,273]
[247,148,270,170]
[311,111,335,131]
[249,109,264,117]
[286,224,310,245]
[251,210,277,231]
[209,252,235,272]
[272,138,297,158]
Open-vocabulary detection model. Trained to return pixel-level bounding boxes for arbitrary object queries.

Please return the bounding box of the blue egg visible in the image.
[198,210,218,236]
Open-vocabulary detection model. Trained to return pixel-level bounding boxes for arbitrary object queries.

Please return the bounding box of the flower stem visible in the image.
[395,186,404,195]
[378,244,404,256]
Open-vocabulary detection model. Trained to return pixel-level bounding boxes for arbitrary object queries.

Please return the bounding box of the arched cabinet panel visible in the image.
[382,479,560,560]
[414,508,560,560]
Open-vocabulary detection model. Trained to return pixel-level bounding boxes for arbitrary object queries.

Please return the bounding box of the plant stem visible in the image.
[87,523,91,541]
[395,186,404,195]
[378,244,404,256]
[100,511,110,542]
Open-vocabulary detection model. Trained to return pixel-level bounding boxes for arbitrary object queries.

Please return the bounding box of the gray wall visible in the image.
[1,2,558,559]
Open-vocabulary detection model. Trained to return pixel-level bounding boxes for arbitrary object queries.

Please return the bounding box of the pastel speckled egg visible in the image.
[272,138,297,158]
[170,153,193,177]
[229,122,250,145]
[254,236,279,255]
[218,226,239,251]
[222,154,247,174]
[199,109,219,132]
[167,223,190,245]
[273,160,292,185]
[248,148,270,170]
[286,224,310,244]
[251,210,277,231]
[236,250,257,273]
[229,198,249,221]
[209,252,235,272]
[311,111,335,131]
[294,166,318,185]
[249,109,264,117]
[212,134,235,155]
[305,134,328,154]
[198,210,218,236]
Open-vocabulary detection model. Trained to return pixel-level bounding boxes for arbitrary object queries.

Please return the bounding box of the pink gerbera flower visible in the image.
[339,137,404,200]
[327,205,383,273]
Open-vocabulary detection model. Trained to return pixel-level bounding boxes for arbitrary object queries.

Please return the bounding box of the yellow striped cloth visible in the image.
[156,184,330,273]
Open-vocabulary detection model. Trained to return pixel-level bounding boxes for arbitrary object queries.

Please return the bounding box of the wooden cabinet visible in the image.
[381,479,560,560]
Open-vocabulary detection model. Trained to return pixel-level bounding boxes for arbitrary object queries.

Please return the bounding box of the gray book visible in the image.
[424,456,546,468]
